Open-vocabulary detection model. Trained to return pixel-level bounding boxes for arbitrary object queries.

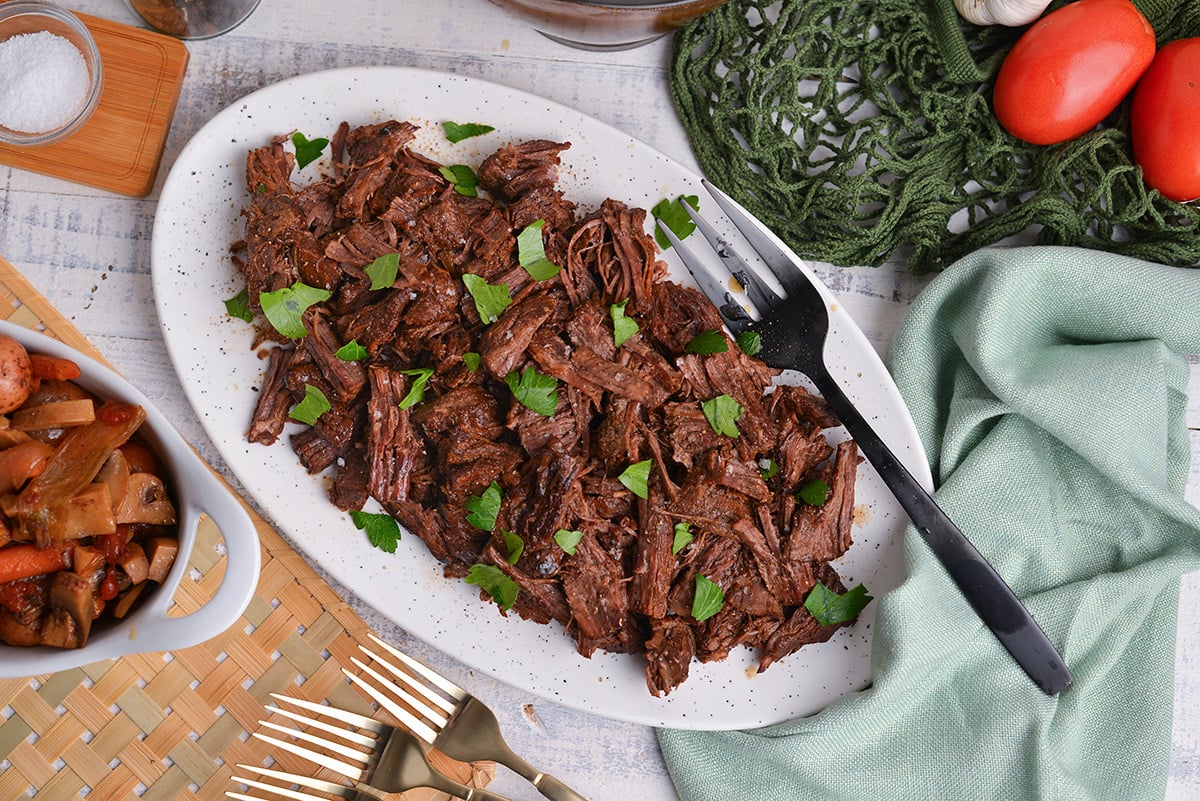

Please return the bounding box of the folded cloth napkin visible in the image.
[657,245,1200,801]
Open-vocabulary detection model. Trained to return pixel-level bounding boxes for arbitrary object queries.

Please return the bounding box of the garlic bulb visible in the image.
[954,0,1053,25]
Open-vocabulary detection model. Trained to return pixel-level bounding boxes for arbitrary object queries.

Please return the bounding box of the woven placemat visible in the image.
[0,255,494,800]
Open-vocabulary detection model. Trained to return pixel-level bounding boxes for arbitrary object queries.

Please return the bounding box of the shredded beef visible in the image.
[235,123,866,697]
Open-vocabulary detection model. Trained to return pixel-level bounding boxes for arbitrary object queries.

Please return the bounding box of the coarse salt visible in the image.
[0,30,90,134]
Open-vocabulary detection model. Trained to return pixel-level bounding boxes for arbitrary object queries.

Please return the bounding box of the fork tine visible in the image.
[267,705,378,749]
[358,643,457,717]
[251,731,368,782]
[257,719,372,764]
[269,693,386,736]
[231,764,357,801]
[366,634,467,705]
[700,179,810,296]
[678,197,783,312]
[344,663,440,744]
[656,218,754,334]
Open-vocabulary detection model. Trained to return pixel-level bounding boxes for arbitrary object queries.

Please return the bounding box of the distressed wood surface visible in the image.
[0,1,1197,798]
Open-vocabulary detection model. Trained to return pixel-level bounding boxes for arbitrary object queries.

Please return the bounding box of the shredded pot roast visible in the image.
[235,121,862,695]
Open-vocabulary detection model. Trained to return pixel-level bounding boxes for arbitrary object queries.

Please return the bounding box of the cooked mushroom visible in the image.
[115,473,176,526]
[144,537,179,583]
[47,571,95,647]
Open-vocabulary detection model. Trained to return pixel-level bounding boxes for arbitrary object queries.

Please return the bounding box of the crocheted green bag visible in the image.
[669,0,1200,272]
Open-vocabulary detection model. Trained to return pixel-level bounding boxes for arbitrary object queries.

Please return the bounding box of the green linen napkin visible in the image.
[657,246,1200,801]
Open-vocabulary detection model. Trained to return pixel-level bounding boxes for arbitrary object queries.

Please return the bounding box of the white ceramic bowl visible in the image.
[0,321,260,678]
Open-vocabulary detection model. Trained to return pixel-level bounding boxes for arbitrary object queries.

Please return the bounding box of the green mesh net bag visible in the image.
[669,0,1200,273]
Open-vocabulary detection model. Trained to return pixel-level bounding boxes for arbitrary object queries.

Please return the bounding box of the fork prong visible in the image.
[269,693,385,736]
[358,643,457,717]
[679,196,783,313]
[656,218,754,334]
[232,764,357,801]
[267,705,378,749]
[365,634,468,703]
[344,662,439,744]
[257,719,372,765]
[700,179,810,296]
[251,731,368,782]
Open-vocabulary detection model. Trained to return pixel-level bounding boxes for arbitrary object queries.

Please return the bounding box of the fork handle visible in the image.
[809,367,1073,695]
[499,753,589,801]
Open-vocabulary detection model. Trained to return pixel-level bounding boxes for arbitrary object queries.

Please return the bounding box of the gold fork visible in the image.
[227,692,512,801]
[345,634,589,801]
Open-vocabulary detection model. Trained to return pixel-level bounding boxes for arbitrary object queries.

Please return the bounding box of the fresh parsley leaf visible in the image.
[291,131,329,169]
[804,582,872,626]
[692,574,725,622]
[439,164,479,197]
[700,394,744,438]
[259,281,332,339]
[336,340,368,361]
[651,194,700,250]
[443,121,496,143]
[350,510,400,553]
[462,273,512,324]
[672,522,694,554]
[502,530,524,565]
[399,367,434,410]
[758,458,780,480]
[289,384,331,425]
[554,528,584,555]
[618,459,653,500]
[466,481,502,532]
[463,351,481,372]
[224,289,253,322]
[610,299,639,347]
[465,564,519,611]
[504,366,559,416]
[684,329,728,355]
[516,220,561,280]
[737,330,763,356]
[798,478,831,506]
[365,253,400,290]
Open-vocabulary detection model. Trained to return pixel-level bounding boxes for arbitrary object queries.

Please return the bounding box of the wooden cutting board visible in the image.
[0,10,188,197]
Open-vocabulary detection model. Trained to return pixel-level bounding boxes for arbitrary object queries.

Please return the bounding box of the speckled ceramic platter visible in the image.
[151,66,930,730]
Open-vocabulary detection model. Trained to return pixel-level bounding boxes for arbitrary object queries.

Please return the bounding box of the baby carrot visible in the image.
[0,542,73,584]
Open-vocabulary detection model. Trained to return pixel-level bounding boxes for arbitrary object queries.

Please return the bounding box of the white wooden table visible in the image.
[1,1,1197,798]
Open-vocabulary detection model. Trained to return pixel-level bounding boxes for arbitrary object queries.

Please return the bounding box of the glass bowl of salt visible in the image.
[0,1,103,147]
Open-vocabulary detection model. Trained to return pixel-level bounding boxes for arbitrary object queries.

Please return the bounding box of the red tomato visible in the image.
[992,0,1156,145]
[1131,38,1200,202]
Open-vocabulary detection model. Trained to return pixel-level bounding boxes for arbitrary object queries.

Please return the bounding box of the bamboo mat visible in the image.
[0,255,493,800]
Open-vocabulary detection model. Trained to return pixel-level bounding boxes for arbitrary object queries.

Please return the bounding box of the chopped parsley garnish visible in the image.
[798,478,831,507]
[291,131,329,169]
[758,458,780,480]
[439,164,479,197]
[462,273,512,324]
[466,481,502,532]
[736,330,763,356]
[692,574,724,622]
[336,340,368,361]
[350,510,400,553]
[672,522,694,554]
[554,529,584,555]
[505,366,559,416]
[443,121,496,143]
[399,367,434,409]
[365,253,399,290]
[700,394,744,438]
[502,530,525,565]
[516,220,561,280]
[651,194,700,250]
[610,299,639,347]
[289,384,330,425]
[465,564,519,611]
[224,289,253,322]
[804,582,872,626]
[684,329,728,355]
[259,281,332,339]
[618,459,653,500]
[463,351,481,372]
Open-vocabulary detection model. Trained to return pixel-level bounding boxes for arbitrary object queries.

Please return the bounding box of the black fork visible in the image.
[657,180,1072,696]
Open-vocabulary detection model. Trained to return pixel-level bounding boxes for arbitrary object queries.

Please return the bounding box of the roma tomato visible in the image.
[992,0,1156,145]
[1131,38,1200,202]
